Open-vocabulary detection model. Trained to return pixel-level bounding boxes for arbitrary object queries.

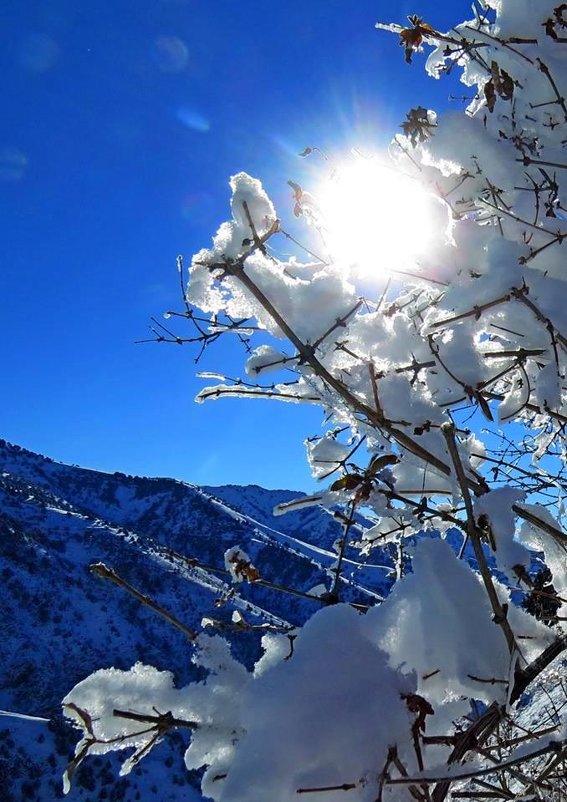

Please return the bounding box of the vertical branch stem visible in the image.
[441,425,516,655]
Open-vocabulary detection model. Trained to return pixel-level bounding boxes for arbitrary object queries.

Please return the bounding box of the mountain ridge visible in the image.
[0,439,390,801]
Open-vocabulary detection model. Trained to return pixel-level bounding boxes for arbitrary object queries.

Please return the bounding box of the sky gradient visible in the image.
[2,0,474,489]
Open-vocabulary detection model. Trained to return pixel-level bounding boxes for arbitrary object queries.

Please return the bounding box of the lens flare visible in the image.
[152,36,189,72]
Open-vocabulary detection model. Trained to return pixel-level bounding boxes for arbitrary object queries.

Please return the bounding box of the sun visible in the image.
[314,153,442,278]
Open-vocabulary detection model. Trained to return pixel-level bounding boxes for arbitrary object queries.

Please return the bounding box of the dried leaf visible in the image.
[368,454,399,476]
[287,180,303,201]
[485,62,515,112]
[475,391,494,422]
[401,106,436,146]
[229,553,261,582]
[399,17,435,63]
[499,69,514,101]
[543,4,567,40]
[402,692,435,732]
[330,473,364,491]
[484,79,496,113]
[400,26,423,51]
[522,567,562,625]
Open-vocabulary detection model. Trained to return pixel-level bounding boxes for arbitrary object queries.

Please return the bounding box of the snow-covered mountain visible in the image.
[0,440,391,801]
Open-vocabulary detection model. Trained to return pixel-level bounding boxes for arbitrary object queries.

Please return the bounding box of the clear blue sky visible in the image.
[1,0,473,490]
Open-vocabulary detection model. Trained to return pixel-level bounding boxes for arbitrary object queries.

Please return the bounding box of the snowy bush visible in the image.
[64,2,567,800]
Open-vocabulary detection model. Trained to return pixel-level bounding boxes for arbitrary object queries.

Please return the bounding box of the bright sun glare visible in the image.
[315,154,439,277]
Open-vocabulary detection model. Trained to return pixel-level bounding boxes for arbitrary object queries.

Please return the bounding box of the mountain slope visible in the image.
[0,440,391,801]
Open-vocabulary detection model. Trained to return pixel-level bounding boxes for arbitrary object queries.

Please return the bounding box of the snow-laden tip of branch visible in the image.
[0,710,50,723]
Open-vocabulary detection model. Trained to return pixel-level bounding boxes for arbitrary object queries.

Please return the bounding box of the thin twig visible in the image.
[90,563,198,640]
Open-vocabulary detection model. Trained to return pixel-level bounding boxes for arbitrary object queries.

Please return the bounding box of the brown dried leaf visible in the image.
[287,180,302,202]
[484,79,496,113]
[229,554,261,582]
[544,5,567,40]
[402,692,435,732]
[368,454,399,476]
[499,69,514,101]
[330,473,364,491]
[399,18,435,63]
[475,391,494,422]
[401,106,436,146]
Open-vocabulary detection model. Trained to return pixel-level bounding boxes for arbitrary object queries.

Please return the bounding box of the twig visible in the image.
[297,783,358,794]
[89,563,198,641]
[113,708,199,730]
[215,225,469,482]
[510,632,567,704]
[387,738,567,786]
[441,424,516,654]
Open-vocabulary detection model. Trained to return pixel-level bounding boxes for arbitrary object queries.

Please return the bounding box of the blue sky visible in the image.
[1,0,474,490]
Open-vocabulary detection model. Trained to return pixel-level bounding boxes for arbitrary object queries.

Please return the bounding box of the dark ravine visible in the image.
[0,440,391,801]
